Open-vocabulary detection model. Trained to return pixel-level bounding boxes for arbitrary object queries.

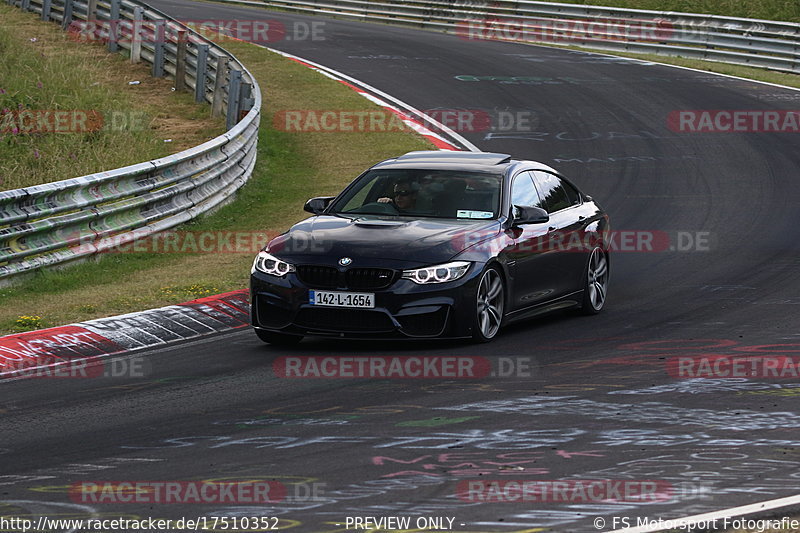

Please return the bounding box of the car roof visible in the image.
[371,151,559,175]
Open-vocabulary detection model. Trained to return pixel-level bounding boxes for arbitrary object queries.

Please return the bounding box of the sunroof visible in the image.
[396,151,511,165]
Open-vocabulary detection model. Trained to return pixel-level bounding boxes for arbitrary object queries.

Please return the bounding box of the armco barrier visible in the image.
[0,0,261,281]
[218,0,800,73]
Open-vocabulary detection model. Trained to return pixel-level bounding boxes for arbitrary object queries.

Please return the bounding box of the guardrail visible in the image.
[0,0,261,281]
[224,0,800,73]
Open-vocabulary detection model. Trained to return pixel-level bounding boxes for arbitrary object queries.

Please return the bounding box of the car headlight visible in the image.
[401,261,471,284]
[252,251,296,277]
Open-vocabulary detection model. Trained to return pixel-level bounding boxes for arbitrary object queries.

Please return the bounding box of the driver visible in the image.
[377,180,419,212]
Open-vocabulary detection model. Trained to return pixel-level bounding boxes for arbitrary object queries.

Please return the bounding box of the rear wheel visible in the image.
[580,247,609,314]
[255,329,303,346]
[473,266,505,342]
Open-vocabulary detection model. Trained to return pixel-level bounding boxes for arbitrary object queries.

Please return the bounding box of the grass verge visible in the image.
[535,0,800,22]
[0,4,224,190]
[6,1,798,335]
[0,35,432,334]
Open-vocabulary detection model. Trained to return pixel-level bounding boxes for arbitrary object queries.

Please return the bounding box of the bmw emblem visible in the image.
[338,257,353,266]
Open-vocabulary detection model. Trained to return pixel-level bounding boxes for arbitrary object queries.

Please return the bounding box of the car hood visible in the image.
[267,215,501,267]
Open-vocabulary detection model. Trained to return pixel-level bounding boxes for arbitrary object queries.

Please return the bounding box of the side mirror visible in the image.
[513,205,549,225]
[304,196,335,214]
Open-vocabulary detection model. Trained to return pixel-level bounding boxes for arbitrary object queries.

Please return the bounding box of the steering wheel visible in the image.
[354,201,399,215]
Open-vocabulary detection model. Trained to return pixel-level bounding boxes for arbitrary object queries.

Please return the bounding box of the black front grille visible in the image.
[296,265,339,289]
[346,268,396,290]
[294,308,395,332]
[296,265,396,290]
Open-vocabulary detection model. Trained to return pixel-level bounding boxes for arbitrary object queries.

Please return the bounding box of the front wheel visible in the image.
[580,247,609,314]
[255,328,303,346]
[472,266,505,343]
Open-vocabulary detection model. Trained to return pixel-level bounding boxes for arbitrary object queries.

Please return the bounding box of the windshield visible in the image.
[329,169,503,220]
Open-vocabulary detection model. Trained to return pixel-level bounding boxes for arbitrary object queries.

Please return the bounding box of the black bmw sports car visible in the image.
[250,151,610,344]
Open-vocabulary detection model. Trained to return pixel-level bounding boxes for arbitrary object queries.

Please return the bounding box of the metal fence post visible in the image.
[239,82,253,118]
[211,56,228,118]
[152,20,166,77]
[61,0,74,29]
[130,7,143,63]
[226,67,242,130]
[1,0,262,281]
[107,0,120,52]
[175,29,187,92]
[194,44,209,103]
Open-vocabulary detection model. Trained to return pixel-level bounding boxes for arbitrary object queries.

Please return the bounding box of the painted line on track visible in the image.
[612,493,800,532]
[198,23,476,151]
[502,38,800,94]
[265,47,480,152]
[261,23,800,533]
[0,42,475,381]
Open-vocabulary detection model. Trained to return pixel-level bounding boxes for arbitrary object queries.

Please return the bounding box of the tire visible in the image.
[255,328,303,346]
[580,247,609,315]
[472,266,505,342]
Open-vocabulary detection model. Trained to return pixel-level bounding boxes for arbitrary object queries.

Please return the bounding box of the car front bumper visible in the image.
[250,265,484,339]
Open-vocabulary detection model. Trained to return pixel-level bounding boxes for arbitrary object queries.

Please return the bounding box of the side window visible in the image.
[532,171,573,213]
[562,179,581,206]
[510,172,541,210]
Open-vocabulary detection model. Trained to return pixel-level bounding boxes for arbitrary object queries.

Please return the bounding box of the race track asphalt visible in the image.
[3,3,800,531]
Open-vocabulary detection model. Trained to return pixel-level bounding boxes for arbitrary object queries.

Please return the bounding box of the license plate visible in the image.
[309,290,375,308]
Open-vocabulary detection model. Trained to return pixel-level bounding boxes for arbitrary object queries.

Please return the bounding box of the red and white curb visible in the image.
[266,47,479,152]
[0,46,477,380]
[0,289,250,378]
[208,25,476,151]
